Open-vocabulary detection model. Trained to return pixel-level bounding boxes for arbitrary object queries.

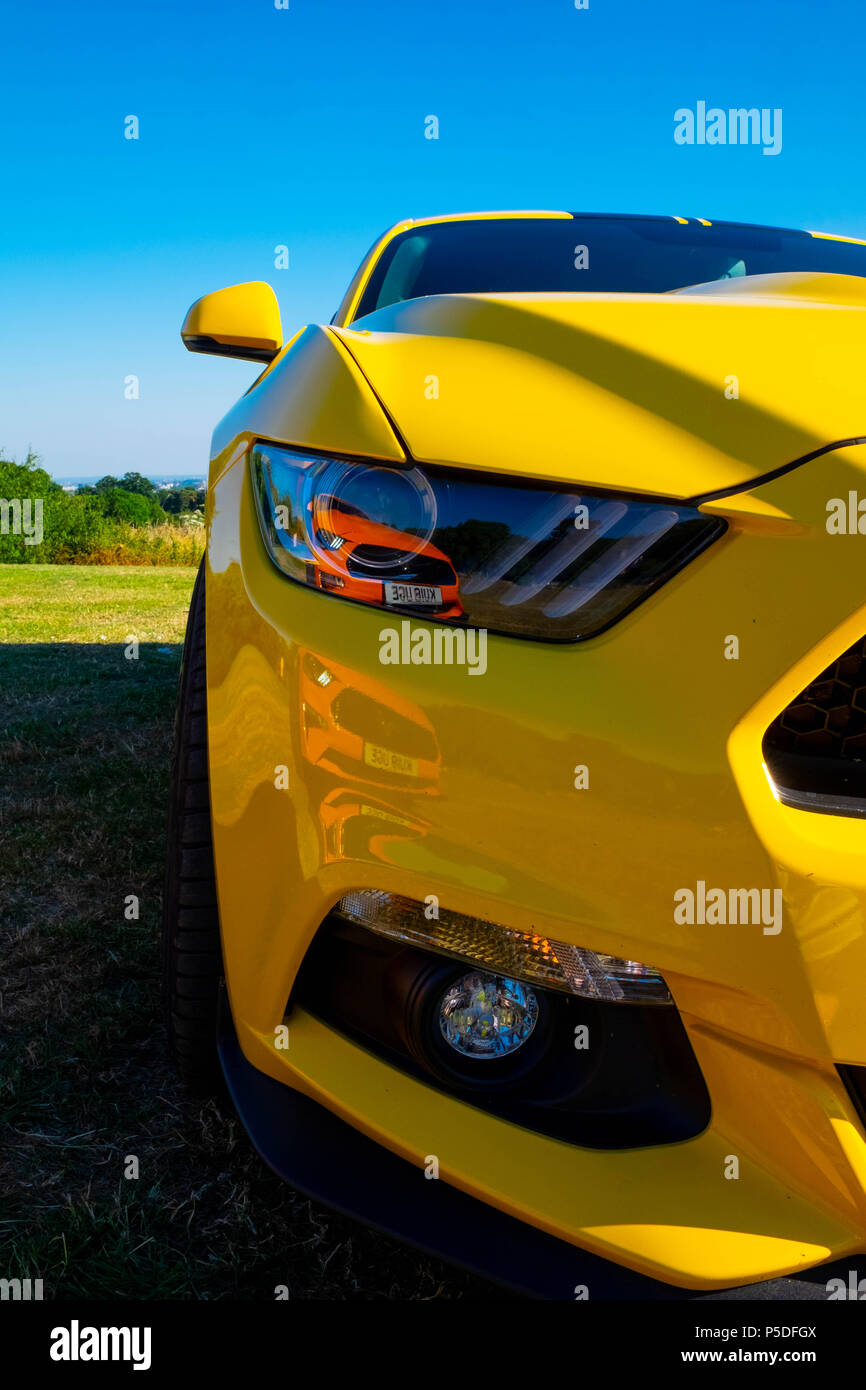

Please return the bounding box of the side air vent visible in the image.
[763,636,866,817]
[839,1065,866,1131]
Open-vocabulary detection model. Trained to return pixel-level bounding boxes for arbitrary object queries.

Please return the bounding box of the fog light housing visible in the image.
[439,971,538,1059]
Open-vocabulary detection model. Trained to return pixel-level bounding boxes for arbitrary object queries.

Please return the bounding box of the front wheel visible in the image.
[162,560,223,1092]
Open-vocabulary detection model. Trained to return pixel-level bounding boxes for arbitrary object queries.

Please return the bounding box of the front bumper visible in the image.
[205,440,866,1292]
[216,987,856,1300]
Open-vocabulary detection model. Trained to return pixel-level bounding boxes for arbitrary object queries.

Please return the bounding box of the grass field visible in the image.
[0,565,484,1299]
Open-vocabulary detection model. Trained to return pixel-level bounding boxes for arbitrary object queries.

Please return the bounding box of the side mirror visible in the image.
[181,281,283,363]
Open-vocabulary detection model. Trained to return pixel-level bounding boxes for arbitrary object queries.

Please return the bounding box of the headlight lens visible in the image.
[251,443,724,641]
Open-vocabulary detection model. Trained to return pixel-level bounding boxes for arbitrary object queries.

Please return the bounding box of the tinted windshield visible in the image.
[353,215,866,319]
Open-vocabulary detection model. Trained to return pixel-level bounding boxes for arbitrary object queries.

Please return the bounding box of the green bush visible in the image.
[161,486,206,515]
[61,521,204,566]
[0,454,203,565]
[98,489,164,526]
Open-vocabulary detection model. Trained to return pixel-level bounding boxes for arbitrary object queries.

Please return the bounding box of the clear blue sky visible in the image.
[1,0,864,478]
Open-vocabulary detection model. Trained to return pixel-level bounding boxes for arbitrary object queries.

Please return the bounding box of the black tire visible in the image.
[162,560,223,1092]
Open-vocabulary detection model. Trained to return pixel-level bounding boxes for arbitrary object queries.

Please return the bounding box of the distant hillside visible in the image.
[53,474,207,488]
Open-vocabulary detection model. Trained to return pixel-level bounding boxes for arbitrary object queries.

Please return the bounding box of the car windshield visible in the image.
[352,215,866,319]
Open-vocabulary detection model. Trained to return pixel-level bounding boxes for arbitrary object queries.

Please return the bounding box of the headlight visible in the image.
[250,443,724,641]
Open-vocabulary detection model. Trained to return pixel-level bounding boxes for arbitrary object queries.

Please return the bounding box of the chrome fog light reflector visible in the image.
[439,972,538,1058]
[334,890,671,1004]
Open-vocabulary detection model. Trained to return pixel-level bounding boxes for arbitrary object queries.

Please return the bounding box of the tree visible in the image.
[99,488,162,526]
[160,486,200,514]
[0,454,72,563]
[118,471,158,499]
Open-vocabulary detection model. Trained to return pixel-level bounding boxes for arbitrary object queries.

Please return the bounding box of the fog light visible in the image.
[439,971,538,1059]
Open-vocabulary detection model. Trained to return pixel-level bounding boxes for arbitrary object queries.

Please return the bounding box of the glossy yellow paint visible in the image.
[182,280,282,361]
[206,325,405,491]
[334,276,866,497]
[204,445,866,1285]
[198,244,866,1289]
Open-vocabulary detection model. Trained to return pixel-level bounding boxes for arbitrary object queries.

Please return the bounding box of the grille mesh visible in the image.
[763,635,866,811]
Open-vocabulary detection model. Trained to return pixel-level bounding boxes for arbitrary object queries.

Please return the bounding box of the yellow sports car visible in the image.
[164,210,866,1298]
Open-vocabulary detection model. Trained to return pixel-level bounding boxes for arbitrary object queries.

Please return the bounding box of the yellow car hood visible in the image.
[333,272,866,499]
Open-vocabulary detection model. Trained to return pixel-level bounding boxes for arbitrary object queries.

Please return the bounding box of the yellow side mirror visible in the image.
[181,281,283,363]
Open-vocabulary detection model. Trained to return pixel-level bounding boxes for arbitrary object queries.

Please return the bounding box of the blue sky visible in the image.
[1,0,864,478]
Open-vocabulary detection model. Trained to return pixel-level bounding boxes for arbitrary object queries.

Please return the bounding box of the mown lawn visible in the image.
[0,564,198,643]
[0,564,482,1299]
